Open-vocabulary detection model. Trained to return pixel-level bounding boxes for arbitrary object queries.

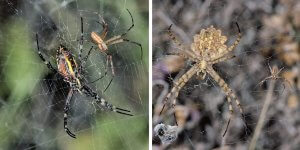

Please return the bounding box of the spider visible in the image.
[160,23,243,136]
[90,9,143,90]
[257,63,291,90]
[35,17,132,139]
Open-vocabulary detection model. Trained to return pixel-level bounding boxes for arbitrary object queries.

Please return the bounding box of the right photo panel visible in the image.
[152,0,299,149]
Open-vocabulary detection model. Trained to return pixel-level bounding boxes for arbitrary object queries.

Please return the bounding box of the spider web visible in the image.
[0,0,148,150]
[152,0,299,149]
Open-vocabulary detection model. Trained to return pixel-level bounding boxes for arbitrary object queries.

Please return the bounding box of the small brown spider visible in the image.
[257,64,291,89]
[90,9,142,90]
[160,23,243,136]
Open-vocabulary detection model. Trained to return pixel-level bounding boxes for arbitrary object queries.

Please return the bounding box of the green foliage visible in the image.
[0,18,44,149]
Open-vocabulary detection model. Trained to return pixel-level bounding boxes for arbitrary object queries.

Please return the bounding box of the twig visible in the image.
[249,66,277,150]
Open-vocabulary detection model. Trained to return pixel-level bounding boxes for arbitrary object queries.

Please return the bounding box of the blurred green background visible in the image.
[0,0,148,150]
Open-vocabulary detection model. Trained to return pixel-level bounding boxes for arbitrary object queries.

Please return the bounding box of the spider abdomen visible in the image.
[191,26,228,59]
[57,46,81,88]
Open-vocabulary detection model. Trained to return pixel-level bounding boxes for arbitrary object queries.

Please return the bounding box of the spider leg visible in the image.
[79,46,94,74]
[87,52,112,87]
[86,53,113,92]
[206,66,245,137]
[166,52,188,59]
[256,76,272,88]
[82,85,133,116]
[103,54,114,92]
[35,34,57,72]
[79,17,84,61]
[64,89,76,138]
[105,38,143,60]
[226,22,241,54]
[167,24,184,49]
[167,51,198,62]
[223,97,234,137]
[102,9,143,60]
[107,54,114,76]
[211,22,241,61]
[209,53,236,64]
[160,65,198,115]
[82,46,94,64]
[78,18,95,75]
[207,66,243,114]
[120,9,134,37]
[123,39,143,59]
[96,15,108,39]
[102,9,134,42]
[167,24,198,61]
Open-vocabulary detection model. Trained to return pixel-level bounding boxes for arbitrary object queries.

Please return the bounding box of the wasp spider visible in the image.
[35,17,132,138]
[161,23,243,136]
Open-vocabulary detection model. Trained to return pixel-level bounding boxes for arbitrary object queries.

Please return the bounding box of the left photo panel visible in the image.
[0,0,148,149]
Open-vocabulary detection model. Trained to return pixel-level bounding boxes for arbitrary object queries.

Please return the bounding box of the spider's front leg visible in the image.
[96,16,108,39]
[103,9,143,60]
[35,34,57,72]
[167,24,198,61]
[103,54,114,92]
[211,22,241,61]
[64,89,76,138]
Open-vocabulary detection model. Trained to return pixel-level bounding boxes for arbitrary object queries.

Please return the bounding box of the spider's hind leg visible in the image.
[87,54,114,93]
[64,89,76,138]
[206,66,246,136]
[82,85,133,116]
[160,65,198,115]
[206,66,243,113]
[123,38,143,60]
[120,9,135,37]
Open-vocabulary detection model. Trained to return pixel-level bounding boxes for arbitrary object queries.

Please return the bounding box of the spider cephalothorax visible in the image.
[160,23,243,137]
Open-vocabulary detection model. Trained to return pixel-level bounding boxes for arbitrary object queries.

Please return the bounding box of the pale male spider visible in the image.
[90,9,143,90]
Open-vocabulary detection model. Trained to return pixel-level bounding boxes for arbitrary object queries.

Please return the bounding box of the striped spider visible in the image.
[35,17,132,139]
[90,9,142,89]
[161,23,243,136]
